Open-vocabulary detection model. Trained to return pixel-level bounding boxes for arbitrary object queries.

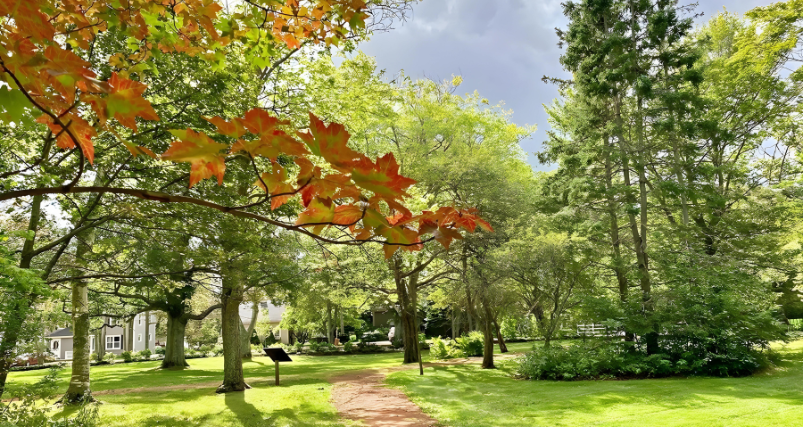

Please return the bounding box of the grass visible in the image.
[387,339,803,427]
[8,350,419,427]
[8,339,803,426]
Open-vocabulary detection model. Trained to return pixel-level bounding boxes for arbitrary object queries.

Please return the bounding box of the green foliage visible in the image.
[418,333,430,350]
[517,340,776,381]
[138,349,152,361]
[455,332,485,358]
[343,341,354,353]
[120,351,133,363]
[103,353,116,364]
[153,347,166,356]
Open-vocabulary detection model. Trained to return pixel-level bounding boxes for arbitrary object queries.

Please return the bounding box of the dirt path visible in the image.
[330,366,438,427]
[330,353,522,427]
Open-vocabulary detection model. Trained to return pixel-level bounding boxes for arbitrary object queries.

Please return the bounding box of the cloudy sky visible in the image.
[355,0,770,169]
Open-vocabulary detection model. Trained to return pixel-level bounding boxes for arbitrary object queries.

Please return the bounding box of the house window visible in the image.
[106,335,121,350]
[137,334,142,342]
[148,334,152,341]
[90,336,95,352]
[52,340,59,350]
[138,316,142,325]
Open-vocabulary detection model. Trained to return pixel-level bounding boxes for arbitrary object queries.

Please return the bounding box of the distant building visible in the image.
[239,301,289,345]
[46,313,157,361]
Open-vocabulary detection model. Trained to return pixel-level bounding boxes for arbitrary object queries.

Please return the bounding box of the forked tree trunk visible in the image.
[218,265,248,393]
[240,322,252,359]
[162,315,189,369]
[493,319,508,354]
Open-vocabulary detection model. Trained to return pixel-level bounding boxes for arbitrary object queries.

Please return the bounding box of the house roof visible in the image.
[47,328,73,338]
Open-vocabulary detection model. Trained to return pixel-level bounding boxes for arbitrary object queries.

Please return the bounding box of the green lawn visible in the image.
[8,351,418,427]
[387,339,803,427]
[8,340,802,426]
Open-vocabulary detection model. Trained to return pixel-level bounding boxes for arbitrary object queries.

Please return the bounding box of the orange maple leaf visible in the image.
[97,73,160,131]
[351,153,416,201]
[296,112,371,172]
[41,114,96,164]
[162,128,228,187]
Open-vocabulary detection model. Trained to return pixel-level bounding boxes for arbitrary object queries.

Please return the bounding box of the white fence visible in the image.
[576,324,608,337]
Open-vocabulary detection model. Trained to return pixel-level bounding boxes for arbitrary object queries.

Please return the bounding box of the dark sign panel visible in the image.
[263,347,293,362]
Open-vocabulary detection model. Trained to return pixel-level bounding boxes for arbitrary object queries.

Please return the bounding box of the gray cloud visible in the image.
[357,0,773,169]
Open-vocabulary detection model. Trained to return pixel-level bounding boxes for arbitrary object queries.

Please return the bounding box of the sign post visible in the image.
[263,347,293,386]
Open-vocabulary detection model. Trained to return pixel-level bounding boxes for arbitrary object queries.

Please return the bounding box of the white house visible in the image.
[239,300,290,345]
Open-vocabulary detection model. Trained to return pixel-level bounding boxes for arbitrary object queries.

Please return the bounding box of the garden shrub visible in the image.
[139,349,152,360]
[263,333,278,346]
[391,337,404,349]
[212,344,224,356]
[154,346,166,356]
[343,341,354,353]
[120,351,133,363]
[516,340,775,381]
[455,331,484,357]
[103,352,116,364]
[360,330,387,342]
[418,333,430,350]
[429,337,451,359]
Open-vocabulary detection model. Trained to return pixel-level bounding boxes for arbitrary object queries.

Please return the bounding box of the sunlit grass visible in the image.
[387,339,803,427]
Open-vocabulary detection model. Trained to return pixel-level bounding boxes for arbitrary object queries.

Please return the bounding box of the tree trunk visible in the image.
[242,302,259,358]
[217,264,248,393]
[126,319,134,352]
[62,279,92,403]
[240,321,252,359]
[480,297,495,369]
[145,311,151,351]
[493,319,508,353]
[97,322,107,361]
[325,301,334,344]
[162,315,189,369]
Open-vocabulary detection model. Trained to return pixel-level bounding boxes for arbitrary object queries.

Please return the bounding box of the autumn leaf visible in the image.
[162,128,228,187]
[123,142,157,159]
[205,116,246,138]
[254,163,296,210]
[295,197,335,232]
[351,153,416,201]
[296,112,371,172]
[100,73,160,131]
[40,114,96,164]
[237,109,291,135]
[332,204,365,226]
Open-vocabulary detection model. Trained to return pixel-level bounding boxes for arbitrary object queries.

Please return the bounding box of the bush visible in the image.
[455,331,484,357]
[120,351,133,363]
[89,352,98,362]
[429,337,451,359]
[360,330,387,342]
[139,349,152,360]
[516,341,774,381]
[343,341,354,353]
[103,352,116,364]
[154,346,166,355]
[391,337,404,349]
[212,344,224,356]
[263,333,278,346]
[418,333,430,350]
[356,341,382,353]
